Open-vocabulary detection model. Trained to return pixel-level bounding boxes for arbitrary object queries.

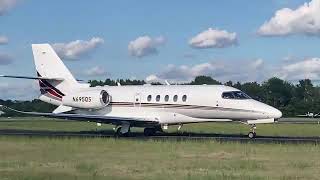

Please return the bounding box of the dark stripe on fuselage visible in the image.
[109,102,257,113]
[39,79,65,96]
[39,81,63,99]
[43,93,62,101]
[37,71,65,99]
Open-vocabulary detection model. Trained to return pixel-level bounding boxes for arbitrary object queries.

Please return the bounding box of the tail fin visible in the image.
[32,44,79,104]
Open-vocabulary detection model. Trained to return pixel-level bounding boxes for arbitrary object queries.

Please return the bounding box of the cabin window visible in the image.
[147,95,152,101]
[222,91,251,99]
[165,95,169,102]
[156,95,161,102]
[182,95,187,102]
[233,91,251,99]
[173,95,178,102]
[222,92,234,99]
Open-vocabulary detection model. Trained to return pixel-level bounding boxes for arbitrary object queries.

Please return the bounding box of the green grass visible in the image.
[173,122,320,137]
[0,117,101,132]
[1,117,320,179]
[1,117,320,137]
[0,136,319,180]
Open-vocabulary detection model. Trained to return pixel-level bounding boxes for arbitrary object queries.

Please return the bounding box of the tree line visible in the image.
[87,76,320,117]
[1,76,319,117]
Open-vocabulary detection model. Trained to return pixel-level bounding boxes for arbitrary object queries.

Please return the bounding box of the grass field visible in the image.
[0,136,320,180]
[1,117,320,180]
[1,117,320,137]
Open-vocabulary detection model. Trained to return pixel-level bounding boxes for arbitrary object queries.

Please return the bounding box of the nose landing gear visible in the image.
[248,124,257,139]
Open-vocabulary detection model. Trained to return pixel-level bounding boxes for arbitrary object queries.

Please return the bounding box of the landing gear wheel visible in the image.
[115,127,122,137]
[248,124,257,139]
[115,127,130,137]
[248,132,256,139]
[144,128,156,136]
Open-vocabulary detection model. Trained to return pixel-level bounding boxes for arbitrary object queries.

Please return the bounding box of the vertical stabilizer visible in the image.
[32,44,79,104]
[32,44,77,83]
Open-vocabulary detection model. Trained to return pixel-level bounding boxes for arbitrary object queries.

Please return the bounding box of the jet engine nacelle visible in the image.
[62,90,110,109]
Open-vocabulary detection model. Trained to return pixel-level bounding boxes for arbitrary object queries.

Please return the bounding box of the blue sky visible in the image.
[0,0,320,99]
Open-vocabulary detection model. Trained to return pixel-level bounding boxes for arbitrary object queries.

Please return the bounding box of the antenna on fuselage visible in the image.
[165,80,171,85]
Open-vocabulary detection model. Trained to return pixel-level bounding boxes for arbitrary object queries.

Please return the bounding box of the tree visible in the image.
[295,79,314,103]
[292,79,315,114]
[224,80,233,87]
[5,76,320,118]
[190,76,221,85]
[88,80,104,87]
[239,82,264,101]
[262,77,293,109]
[233,82,242,90]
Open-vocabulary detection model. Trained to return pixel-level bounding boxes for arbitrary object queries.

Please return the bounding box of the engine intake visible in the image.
[62,90,110,109]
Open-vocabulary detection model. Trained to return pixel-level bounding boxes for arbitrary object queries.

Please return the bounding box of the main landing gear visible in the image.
[143,125,163,136]
[114,124,162,137]
[114,123,131,137]
[143,128,157,136]
[248,124,257,139]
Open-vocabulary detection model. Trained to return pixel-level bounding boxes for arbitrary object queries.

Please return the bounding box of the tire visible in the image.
[248,132,255,139]
[144,128,156,136]
[114,127,122,137]
[115,127,130,137]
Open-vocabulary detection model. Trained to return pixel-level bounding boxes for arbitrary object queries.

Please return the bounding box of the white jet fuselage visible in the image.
[2,44,282,136]
[44,84,282,126]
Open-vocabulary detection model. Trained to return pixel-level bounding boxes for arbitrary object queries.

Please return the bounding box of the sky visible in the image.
[1,0,320,99]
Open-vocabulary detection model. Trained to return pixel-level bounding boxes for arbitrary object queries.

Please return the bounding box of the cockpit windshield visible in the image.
[222,91,251,99]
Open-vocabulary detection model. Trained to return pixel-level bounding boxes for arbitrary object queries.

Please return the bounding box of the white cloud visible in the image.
[0,53,13,65]
[147,57,320,83]
[282,55,297,63]
[85,66,108,76]
[189,28,238,49]
[0,82,38,100]
[145,74,160,82]
[250,58,264,69]
[258,0,320,36]
[0,36,8,45]
[276,58,320,80]
[52,37,104,60]
[128,36,166,58]
[0,0,17,15]
[146,59,267,83]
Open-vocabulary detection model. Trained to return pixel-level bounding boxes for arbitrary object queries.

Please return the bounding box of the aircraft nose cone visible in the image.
[250,100,283,119]
[270,107,282,119]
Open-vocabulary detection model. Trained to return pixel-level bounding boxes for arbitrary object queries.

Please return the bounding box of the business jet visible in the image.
[0,44,282,138]
[297,112,320,118]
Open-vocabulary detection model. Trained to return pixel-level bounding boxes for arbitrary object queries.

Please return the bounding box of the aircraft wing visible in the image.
[0,75,64,81]
[296,115,308,117]
[1,105,159,127]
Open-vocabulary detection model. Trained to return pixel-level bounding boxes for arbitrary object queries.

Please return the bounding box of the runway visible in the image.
[0,129,319,144]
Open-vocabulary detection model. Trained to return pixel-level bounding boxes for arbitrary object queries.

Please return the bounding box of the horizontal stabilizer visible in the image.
[0,105,159,126]
[0,75,64,81]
